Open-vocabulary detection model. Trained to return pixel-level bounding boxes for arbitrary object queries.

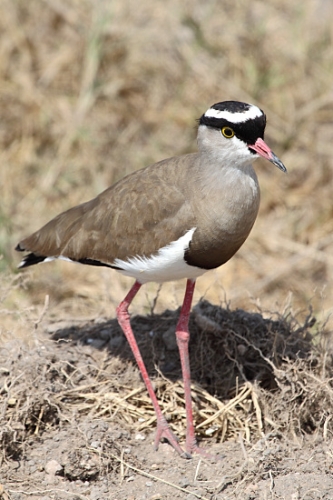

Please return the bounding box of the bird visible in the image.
[16,100,286,459]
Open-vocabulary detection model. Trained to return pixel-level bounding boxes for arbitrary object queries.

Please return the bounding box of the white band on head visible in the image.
[204,105,263,123]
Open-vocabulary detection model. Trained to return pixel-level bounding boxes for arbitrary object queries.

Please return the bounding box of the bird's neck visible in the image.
[195,150,259,197]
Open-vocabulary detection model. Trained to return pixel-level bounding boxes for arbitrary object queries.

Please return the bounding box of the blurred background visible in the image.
[1,0,333,336]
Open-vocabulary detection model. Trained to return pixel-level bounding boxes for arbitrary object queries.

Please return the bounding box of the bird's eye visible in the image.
[221,127,235,139]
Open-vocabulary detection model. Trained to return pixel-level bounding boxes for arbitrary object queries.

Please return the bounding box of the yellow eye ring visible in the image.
[221,127,235,139]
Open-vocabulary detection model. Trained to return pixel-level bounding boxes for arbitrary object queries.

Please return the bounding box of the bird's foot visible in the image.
[185,436,221,461]
[187,442,216,460]
[153,420,220,460]
[154,419,191,459]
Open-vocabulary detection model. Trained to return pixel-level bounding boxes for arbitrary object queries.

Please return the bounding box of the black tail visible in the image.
[15,244,47,268]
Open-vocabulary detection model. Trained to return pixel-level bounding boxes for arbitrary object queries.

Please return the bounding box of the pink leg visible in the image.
[116,281,190,458]
[176,279,205,456]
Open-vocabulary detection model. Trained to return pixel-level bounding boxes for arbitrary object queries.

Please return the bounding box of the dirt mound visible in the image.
[1,302,333,498]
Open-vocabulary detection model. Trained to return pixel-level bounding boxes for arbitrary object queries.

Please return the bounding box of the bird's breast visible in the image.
[185,165,260,269]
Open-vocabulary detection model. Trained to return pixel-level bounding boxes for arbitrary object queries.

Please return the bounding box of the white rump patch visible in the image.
[204,105,263,123]
[113,228,206,284]
[43,256,74,264]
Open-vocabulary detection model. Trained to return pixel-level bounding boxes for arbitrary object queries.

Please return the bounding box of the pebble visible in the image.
[162,327,178,350]
[179,477,191,488]
[109,335,125,349]
[100,420,109,431]
[90,441,101,449]
[237,344,248,356]
[45,459,63,476]
[86,338,106,349]
[99,328,111,340]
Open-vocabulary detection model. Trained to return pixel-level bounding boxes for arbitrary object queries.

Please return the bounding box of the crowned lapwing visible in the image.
[16,101,286,458]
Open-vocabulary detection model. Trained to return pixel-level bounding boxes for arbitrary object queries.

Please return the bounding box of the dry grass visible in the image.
[1,300,332,463]
[0,0,333,321]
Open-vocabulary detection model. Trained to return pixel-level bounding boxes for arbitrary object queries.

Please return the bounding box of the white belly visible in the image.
[113,228,206,284]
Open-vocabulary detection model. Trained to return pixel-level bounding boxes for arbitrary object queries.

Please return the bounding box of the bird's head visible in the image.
[197,100,286,172]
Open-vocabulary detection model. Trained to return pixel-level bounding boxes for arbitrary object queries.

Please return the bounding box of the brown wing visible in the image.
[16,154,198,268]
